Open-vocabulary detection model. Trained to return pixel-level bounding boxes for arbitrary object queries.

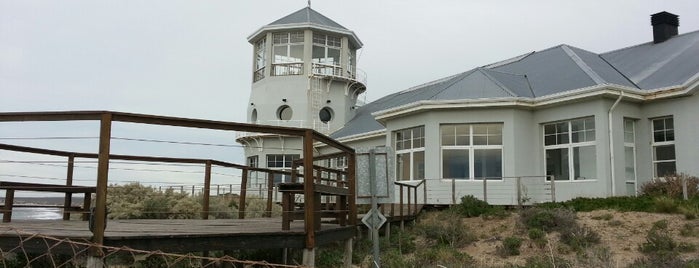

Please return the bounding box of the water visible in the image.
[9,207,63,220]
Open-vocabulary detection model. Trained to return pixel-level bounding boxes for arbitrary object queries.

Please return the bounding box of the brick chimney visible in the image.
[651,11,679,43]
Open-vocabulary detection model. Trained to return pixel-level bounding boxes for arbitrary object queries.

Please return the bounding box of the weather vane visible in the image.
[308,0,311,8]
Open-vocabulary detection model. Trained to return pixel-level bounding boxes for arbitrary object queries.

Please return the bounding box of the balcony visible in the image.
[312,63,367,89]
[236,120,332,140]
[271,62,304,76]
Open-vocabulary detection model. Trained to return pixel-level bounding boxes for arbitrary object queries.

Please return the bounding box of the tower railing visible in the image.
[236,120,332,139]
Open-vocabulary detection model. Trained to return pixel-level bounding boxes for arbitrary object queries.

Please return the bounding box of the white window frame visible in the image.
[440,123,504,180]
[272,32,304,64]
[651,116,676,178]
[543,117,597,181]
[266,154,300,184]
[395,126,425,181]
[312,33,342,66]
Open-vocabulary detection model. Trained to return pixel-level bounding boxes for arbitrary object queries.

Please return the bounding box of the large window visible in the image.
[312,33,342,75]
[272,32,304,76]
[266,154,300,184]
[253,38,266,82]
[624,119,637,184]
[395,126,425,181]
[652,117,676,177]
[441,124,503,180]
[544,117,597,181]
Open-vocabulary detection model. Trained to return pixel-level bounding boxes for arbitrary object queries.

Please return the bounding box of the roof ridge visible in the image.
[560,45,607,85]
[424,71,477,100]
[483,51,535,69]
[479,69,519,97]
[603,29,699,55]
[397,71,472,94]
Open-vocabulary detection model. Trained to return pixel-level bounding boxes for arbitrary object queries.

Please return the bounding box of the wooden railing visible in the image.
[0,111,356,252]
[0,181,95,222]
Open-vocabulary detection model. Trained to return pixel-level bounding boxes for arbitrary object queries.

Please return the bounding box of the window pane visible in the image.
[654,145,676,161]
[544,124,556,135]
[585,130,595,142]
[546,148,569,180]
[327,48,341,66]
[414,151,425,180]
[544,135,556,146]
[312,45,325,62]
[665,130,674,141]
[473,136,487,145]
[289,45,304,62]
[571,119,584,131]
[557,133,569,144]
[664,118,673,129]
[654,130,666,142]
[474,149,502,179]
[396,153,411,181]
[573,146,596,180]
[655,162,677,177]
[443,149,468,179]
[624,146,635,180]
[273,46,287,63]
[653,119,664,131]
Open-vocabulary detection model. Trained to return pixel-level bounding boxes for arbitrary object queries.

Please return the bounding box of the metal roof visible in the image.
[247,7,363,48]
[331,30,699,139]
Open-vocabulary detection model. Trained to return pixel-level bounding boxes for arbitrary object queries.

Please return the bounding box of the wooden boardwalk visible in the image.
[0,218,354,254]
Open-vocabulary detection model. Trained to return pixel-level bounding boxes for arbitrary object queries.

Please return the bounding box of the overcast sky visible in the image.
[2,0,699,190]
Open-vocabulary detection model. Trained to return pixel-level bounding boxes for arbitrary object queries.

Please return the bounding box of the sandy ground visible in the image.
[461,210,699,267]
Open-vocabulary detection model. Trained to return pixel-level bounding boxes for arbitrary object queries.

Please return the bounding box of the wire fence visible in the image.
[0,228,304,268]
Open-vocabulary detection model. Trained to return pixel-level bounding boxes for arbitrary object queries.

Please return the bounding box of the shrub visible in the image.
[538,196,655,212]
[416,211,475,248]
[454,195,492,217]
[640,173,699,199]
[519,207,576,232]
[519,256,572,268]
[559,225,600,251]
[678,242,697,253]
[528,228,545,240]
[497,236,523,256]
[413,246,474,267]
[653,196,680,213]
[680,223,697,237]
[640,221,677,255]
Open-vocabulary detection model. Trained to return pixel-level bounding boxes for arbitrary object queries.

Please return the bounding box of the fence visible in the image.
[413,176,556,206]
[0,227,302,268]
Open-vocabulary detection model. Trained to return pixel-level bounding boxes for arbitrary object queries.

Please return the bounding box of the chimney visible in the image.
[651,11,679,43]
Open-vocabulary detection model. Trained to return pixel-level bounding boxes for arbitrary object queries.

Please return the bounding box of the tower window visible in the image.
[272,32,304,76]
[319,107,334,123]
[312,33,342,76]
[277,105,293,120]
[253,38,266,82]
[251,109,258,123]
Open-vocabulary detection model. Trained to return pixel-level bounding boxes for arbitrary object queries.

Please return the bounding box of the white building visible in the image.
[240,9,699,205]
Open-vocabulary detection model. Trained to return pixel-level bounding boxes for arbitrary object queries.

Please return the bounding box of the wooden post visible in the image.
[423,179,427,205]
[550,175,556,203]
[92,112,112,258]
[347,152,357,226]
[407,186,412,216]
[239,169,248,219]
[451,178,456,205]
[516,177,522,207]
[191,185,195,196]
[63,155,75,220]
[2,189,14,222]
[413,185,418,214]
[202,160,212,219]
[482,177,487,203]
[266,172,274,217]
[217,184,220,196]
[82,192,91,221]
[303,130,316,249]
[399,184,404,230]
[683,175,689,200]
[181,185,184,194]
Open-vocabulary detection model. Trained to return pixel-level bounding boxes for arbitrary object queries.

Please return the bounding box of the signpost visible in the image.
[361,149,385,267]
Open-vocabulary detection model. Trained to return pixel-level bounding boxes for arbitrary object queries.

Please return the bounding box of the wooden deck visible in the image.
[0,218,355,254]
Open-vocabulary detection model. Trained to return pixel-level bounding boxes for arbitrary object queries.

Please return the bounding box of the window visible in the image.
[652,117,676,177]
[277,105,293,120]
[248,156,258,168]
[266,154,300,184]
[312,33,342,75]
[395,126,425,181]
[272,32,304,75]
[544,117,596,181]
[624,119,636,183]
[441,124,503,180]
[251,109,257,123]
[253,38,266,82]
[319,107,333,123]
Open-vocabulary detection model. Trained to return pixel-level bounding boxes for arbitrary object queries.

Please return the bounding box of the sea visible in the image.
[9,207,63,220]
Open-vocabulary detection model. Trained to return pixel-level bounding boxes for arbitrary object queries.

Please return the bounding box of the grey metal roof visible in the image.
[601,30,699,89]
[268,7,347,30]
[331,30,699,139]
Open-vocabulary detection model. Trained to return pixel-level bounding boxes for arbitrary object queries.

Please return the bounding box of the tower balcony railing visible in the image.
[236,119,332,139]
[271,62,304,76]
[312,63,367,88]
[253,67,265,82]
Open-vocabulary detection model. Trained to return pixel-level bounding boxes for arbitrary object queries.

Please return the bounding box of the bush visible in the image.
[539,196,655,212]
[559,225,600,251]
[416,211,475,248]
[454,195,492,217]
[497,236,523,256]
[640,173,699,199]
[653,196,680,213]
[413,246,474,267]
[519,207,576,232]
[528,228,545,240]
[640,220,677,255]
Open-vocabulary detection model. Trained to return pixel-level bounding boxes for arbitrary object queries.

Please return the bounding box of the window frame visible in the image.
[651,116,676,178]
[623,118,637,185]
[266,154,300,184]
[543,117,597,181]
[394,126,425,181]
[440,123,504,181]
[272,31,304,64]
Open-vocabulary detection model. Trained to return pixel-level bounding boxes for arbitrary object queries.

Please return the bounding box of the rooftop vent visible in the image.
[651,11,679,43]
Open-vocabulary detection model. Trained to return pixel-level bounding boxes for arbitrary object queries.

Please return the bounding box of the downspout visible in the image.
[608,91,624,196]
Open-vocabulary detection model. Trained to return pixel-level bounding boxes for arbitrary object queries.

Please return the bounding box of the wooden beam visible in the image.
[238,169,248,219]
[63,155,75,220]
[202,161,212,220]
[92,112,112,254]
[303,130,316,249]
